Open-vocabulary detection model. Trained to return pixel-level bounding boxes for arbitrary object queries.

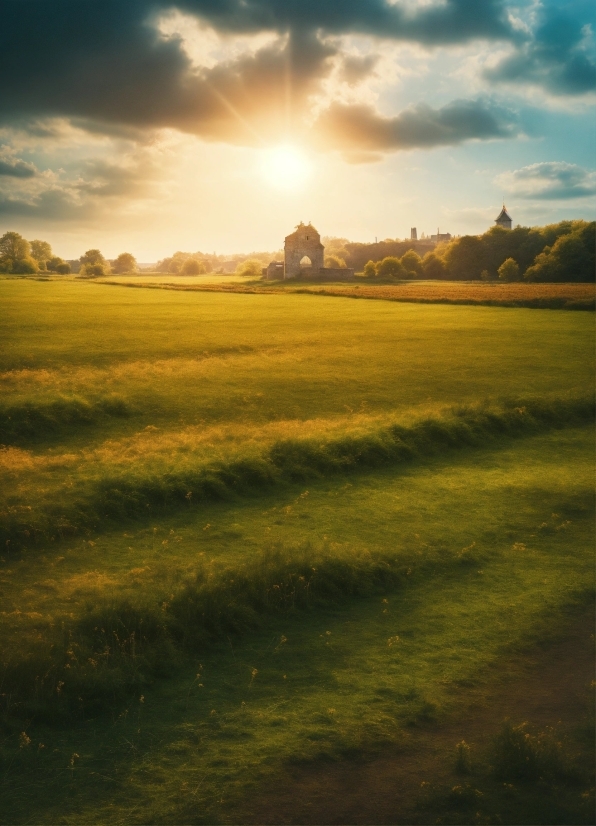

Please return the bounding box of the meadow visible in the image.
[0,277,594,824]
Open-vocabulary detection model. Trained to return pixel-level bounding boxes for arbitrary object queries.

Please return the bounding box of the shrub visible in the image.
[421,252,446,280]
[363,260,377,278]
[55,262,71,274]
[79,249,106,268]
[112,252,138,274]
[236,259,263,278]
[491,722,576,782]
[80,262,108,277]
[376,256,406,279]
[498,257,520,282]
[400,249,423,277]
[181,257,206,275]
[324,255,346,268]
[12,256,39,274]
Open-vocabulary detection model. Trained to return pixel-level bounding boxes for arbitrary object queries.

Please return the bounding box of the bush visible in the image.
[491,722,576,782]
[421,251,446,280]
[400,250,423,277]
[181,258,206,275]
[498,257,520,282]
[376,256,406,279]
[12,256,39,274]
[55,262,71,275]
[363,260,377,278]
[80,262,108,277]
[79,249,106,268]
[236,259,263,278]
[112,252,138,274]
[324,255,346,268]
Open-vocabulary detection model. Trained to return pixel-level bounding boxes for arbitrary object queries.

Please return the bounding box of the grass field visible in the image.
[0,279,594,824]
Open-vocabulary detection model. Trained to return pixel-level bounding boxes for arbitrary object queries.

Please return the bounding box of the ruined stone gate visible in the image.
[284,222,324,278]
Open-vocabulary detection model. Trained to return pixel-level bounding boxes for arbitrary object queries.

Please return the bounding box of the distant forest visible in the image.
[326,220,595,283]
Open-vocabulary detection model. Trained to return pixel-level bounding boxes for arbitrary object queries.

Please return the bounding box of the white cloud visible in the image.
[496,161,596,199]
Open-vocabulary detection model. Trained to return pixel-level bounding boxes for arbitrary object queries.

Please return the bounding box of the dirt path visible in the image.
[243,607,595,824]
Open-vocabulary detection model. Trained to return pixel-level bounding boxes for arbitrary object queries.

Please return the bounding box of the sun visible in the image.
[258,145,312,191]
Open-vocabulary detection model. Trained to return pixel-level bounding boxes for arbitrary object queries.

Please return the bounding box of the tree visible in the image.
[444,235,486,280]
[0,231,30,261]
[80,262,108,277]
[376,256,406,278]
[236,259,263,278]
[400,250,422,277]
[47,256,64,272]
[112,252,138,274]
[421,252,446,280]
[30,239,52,263]
[55,262,71,274]
[181,257,206,275]
[79,249,106,267]
[324,255,346,268]
[0,231,37,273]
[363,260,377,278]
[524,222,595,282]
[497,258,520,282]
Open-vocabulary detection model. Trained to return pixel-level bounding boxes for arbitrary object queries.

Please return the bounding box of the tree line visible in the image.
[347,220,595,283]
[0,232,138,276]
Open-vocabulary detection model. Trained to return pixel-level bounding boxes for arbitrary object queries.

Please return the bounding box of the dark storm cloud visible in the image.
[0,0,515,138]
[0,158,38,178]
[485,6,596,95]
[312,99,519,156]
[500,162,596,199]
[0,0,590,154]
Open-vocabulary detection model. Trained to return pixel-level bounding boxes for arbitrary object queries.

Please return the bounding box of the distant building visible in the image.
[263,261,284,280]
[410,227,417,241]
[264,222,353,281]
[494,205,512,230]
[430,229,452,243]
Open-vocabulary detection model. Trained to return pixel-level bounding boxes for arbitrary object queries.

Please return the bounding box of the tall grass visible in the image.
[1,395,592,551]
[0,394,131,443]
[0,540,455,723]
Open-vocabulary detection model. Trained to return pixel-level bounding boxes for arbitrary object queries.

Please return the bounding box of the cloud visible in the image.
[496,161,596,199]
[484,7,596,95]
[0,139,164,222]
[0,1,516,144]
[312,98,520,157]
[0,157,37,178]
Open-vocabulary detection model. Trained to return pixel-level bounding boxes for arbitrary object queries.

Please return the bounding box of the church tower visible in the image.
[494,204,512,230]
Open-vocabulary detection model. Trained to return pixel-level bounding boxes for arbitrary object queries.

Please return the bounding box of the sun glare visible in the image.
[259,145,312,191]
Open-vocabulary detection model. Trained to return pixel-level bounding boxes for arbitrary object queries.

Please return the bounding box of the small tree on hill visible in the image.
[498,257,520,282]
[112,252,137,274]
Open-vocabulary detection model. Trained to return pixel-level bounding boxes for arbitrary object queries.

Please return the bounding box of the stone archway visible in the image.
[300,255,312,269]
[284,222,324,278]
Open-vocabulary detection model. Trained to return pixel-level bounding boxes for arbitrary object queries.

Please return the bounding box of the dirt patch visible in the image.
[243,607,595,824]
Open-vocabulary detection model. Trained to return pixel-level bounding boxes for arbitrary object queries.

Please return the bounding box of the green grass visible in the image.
[0,279,593,824]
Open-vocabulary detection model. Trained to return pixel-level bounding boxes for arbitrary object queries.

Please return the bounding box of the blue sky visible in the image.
[0,0,594,259]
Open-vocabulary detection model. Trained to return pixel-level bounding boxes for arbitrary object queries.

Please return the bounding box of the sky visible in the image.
[0,0,595,260]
